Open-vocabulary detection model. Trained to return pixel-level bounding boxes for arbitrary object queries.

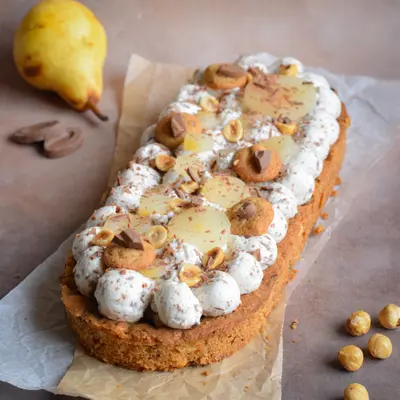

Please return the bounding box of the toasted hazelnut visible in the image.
[368,333,392,359]
[203,247,225,270]
[222,119,244,143]
[338,345,364,372]
[279,64,299,76]
[155,154,176,172]
[168,198,189,213]
[344,383,369,400]
[145,225,168,249]
[178,264,203,287]
[378,303,400,329]
[274,121,297,135]
[346,310,371,337]
[179,181,199,194]
[199,94,219,112]
[92,229,114,246]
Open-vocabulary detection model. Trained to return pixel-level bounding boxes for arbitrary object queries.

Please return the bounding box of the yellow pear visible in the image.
[13,0,108,121]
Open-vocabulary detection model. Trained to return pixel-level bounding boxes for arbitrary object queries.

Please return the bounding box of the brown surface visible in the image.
[1,0,400,398]
[61,106,348,371]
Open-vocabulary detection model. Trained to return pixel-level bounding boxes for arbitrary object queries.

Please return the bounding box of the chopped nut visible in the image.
[179,264,203,287]
[336,177,342,185]
[313,225,325,235]
[92,229,114,246]
[203,247,225,270]
[274,121,297,135]
[321,212,328,220]
[279,64,299,76]
[222,119,243,143]
[179,181,199,194]
[331,189,338,197]
[155,154,176,172]
[145,225,168,249]
[187,166,201,183]
[199,95,219,112]
[290,319,299,330]
[201,371,209,376]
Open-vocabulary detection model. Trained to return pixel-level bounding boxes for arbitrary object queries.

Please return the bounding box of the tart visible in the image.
[61,55,351,371]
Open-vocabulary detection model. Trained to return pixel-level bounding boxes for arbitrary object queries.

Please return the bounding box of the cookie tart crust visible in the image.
[61,56,350,371]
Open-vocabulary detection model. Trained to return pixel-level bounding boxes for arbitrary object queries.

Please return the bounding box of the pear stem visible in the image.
[86,101,109,122]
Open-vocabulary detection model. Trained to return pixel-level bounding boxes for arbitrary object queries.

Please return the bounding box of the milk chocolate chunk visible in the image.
[253,149,271,173]
[170,113,187,138]
[10,120,59,144]
[237,201,257,220]
[43,127,84,158]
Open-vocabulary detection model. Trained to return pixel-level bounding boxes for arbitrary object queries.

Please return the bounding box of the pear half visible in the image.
[13,0,108,121]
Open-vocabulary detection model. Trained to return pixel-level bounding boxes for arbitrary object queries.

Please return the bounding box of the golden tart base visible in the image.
[61,105,350,371]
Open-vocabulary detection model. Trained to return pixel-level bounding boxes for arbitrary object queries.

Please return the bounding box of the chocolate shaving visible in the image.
[170,113,186,138]
[253,149,271,173]
[112,228,144,250]
[237,201,257,220]
[10,120,60,144]
[191,196,204,207]
[174,188,186,199]
[43,127,84,159]
[187,167,200,183]
[250,249,261,262]
[217,64,247,78]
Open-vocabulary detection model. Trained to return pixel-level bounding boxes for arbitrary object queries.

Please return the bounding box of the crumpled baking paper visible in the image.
[0,53,399,399]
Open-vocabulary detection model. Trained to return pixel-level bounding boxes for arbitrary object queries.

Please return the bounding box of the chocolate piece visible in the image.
[43,127,84,159]
[237,201,257,220]
[121,229,144,250]
[173,188,186,199]
[187,166,200,182]
[10,120,59,144]
[217,64,247,78]
[206,256,215,270]
[170,113,186,138]
[253,149,271,173]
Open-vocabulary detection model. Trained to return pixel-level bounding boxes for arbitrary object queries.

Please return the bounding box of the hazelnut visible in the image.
[91,229,114,246]
[274,120,297,135]
[344,383,369,400]
[155,154,176,172]
[337,345,364,372]
[203,247,225,270]
[368,333,392,359]
[145,226,168,249]
[279,64,299,76]
[179,181,199,194]
[378,303,400,329]
[345,310,371,337]
[222,119,244,143]
[178,264,203,287]
[199,94,219,112]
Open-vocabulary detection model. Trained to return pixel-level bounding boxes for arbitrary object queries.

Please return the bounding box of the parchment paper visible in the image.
[0,53,398,398]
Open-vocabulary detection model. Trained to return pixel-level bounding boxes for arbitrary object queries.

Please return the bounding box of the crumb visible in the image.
[292,339,297,343]
[13,274,21,279]
[313,225,325,235]
[248,377,253,380]
[331,189,338,197]
[289,268,299,282]
[336,177,342,185]
[244,385,250,391]
[202,382,207,386]
[201,371,209,376]
[290,319,299,330]
[265,335,270,341]
[321,212,328,220]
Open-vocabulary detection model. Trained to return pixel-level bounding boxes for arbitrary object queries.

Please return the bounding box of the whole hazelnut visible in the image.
[368,333,393,359]
[378,303,400,329]
[338,345,364,372]
[344,383,369,400]
[345,310,371,336]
